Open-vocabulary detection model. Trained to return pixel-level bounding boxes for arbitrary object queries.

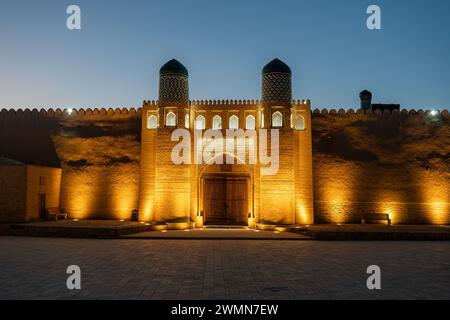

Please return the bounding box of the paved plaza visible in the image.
[0,236,449,300]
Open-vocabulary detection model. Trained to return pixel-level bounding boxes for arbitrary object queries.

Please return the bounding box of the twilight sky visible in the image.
[0,0,449,110]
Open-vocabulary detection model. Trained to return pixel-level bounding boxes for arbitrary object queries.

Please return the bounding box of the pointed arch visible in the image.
[272,111,283,128]
[147,115,158,129]
[293,114,305,131]
[246,115,256,130]
[166,111,177,127]
[185,114,190,129]
[229,115,239,129]
[212,115,222,130]
[195,115,206,130]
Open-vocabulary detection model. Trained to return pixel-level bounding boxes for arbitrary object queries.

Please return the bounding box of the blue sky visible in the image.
[0,0,449,109]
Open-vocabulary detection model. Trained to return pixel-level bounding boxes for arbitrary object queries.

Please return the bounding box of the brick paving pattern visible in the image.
[0,237,449,300]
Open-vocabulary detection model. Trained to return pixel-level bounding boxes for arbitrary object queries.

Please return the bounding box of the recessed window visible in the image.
[229,115,239,129]
[166,112,177,127]
[147,115,158,129]
[272,111,283,128]
[213,115,222,130]
[185,114,190,129]
[246,115,256,130]
[195,115,206,130]
[39,177,46,186]
[293,114,306,131]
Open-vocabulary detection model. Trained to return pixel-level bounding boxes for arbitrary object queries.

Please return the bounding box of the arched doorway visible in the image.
[198,155,253,226]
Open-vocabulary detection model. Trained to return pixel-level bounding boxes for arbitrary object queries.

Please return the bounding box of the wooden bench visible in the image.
[361,213,391,226]
[46,208,68,221]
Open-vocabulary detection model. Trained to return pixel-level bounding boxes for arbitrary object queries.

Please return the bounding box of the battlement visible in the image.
[0,107,142,120]
[0,105,448,122]
[311,108,449,118]
[143,99,312,108]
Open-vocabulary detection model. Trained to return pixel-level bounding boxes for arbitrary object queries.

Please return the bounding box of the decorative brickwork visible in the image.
[262,73,292,103]
[159,74,189,104]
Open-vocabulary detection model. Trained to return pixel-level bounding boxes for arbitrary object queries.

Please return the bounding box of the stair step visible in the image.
[204,225,248,230]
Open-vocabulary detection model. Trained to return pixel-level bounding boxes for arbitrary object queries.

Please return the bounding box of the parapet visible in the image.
[312,108,449,119]
[2,105,447,121]
[142,99,311,108]
[0,107,143,121]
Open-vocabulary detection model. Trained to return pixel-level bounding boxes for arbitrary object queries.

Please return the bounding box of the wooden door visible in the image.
[226,180,248,225]
[204,177,248,225]
[204,179,227,225]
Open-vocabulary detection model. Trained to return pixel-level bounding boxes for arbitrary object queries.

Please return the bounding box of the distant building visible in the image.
[0,157,62,222]
[359,90,372,111]
[359,90,400,112]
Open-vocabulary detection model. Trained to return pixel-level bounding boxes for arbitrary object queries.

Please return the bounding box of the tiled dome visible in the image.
[160,59,189,77]
[262,58,291,75]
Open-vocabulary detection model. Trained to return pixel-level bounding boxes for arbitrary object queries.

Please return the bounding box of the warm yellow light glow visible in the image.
[62,170,100,219]
[60,161,139,221]
[73,219,79,222]
[418,171,449,224]
[319,163,360,224]
[111,168,139,220]
[296,204,312,225]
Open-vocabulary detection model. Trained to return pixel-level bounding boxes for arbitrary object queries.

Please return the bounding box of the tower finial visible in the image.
[261,58,292,103]
[159,59,189,104]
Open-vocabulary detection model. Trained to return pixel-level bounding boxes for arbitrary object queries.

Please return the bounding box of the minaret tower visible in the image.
[139,59,191,222]
[259,58,314,225]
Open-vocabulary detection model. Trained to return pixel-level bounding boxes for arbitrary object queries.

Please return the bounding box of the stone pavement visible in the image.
[0,237,449,300]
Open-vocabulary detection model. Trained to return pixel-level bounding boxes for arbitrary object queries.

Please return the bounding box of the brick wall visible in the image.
[0,166,27,222]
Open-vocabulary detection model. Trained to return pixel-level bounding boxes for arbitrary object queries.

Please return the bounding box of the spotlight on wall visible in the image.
[68,108,73,115]
[430,110,438,116]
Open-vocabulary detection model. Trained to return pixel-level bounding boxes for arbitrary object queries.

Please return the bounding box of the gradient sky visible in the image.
[0,0,449,109]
